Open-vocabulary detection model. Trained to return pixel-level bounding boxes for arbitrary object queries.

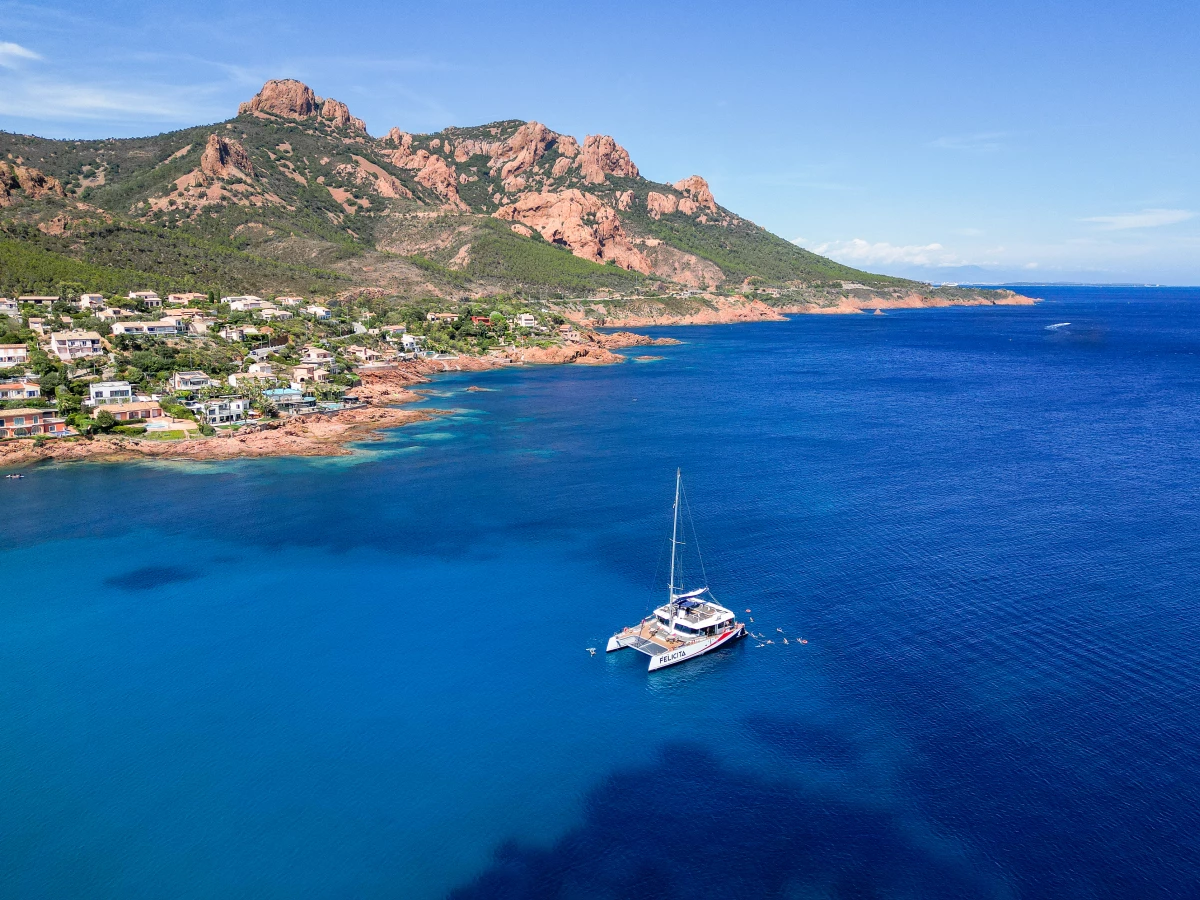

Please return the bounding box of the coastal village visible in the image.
[0,288,675,465]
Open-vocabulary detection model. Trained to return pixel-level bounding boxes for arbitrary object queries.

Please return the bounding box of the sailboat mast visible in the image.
[668,468,681,602]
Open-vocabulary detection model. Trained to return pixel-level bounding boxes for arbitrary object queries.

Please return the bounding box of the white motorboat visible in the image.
[606,469,746,671]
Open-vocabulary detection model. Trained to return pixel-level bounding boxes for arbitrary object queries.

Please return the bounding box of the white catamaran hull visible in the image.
[607,623,746,671]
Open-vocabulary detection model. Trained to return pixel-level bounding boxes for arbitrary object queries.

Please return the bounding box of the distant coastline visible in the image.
[0,297,1036,470]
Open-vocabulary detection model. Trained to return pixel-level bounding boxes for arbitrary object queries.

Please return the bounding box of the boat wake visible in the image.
[1046,322,1071,330]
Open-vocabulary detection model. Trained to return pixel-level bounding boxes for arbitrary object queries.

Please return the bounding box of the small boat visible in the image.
[607,469,747,671]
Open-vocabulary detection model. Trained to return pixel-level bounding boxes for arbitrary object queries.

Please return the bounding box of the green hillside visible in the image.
[0,79,965,309]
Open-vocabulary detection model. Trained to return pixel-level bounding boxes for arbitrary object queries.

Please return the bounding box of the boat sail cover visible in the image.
[672,586,709,604]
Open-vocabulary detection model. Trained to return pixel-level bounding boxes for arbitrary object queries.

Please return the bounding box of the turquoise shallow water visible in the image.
[2,286,1199,898]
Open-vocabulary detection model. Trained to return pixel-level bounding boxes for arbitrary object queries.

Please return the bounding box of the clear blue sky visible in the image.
[2,0,1197,283]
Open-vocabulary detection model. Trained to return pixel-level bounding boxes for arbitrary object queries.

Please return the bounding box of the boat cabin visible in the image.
[653,597,736,638]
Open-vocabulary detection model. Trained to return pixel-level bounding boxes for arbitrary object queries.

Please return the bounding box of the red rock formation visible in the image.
[493,190,650,273]
[239,79,366,132]
[0,162,65,205]
[673,175,718,214]
[575,135,639,184]
[646,191,678,219]
[615,190,634,210]
[200,133,254,180]
[495,121,555,180]
[556,135,579,159]
[320,98,367,133]
[382,127,413,152]
[239,79,321,118]
[413,156,468,209]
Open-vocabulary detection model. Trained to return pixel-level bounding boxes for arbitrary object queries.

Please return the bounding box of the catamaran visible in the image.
[606,469,746,671]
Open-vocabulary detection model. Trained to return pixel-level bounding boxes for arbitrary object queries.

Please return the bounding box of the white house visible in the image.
[276,296,303,307]
[170,371,217,392]
[0,344,29,367]
[426,312,460,323]
[228,371,277,388]
[0,298,19,319]
[225,296,269,312]
[50,331,103,361]
[188,396,247,426]
[167,292,206,305]
[78,293,106,310]
[512,313,537,328]
[111,320,182,336]
[259,307,292,321]
[87,381,134,407]
[305,305,331,320]
[301,346,334,364]
[219,325,260,342]
[0,380,40,400]
[128,291,162,307]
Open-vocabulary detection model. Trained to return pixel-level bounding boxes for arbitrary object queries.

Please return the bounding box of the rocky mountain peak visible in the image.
[576,134,639,184]
[673,175,718,213]
[238,79,366,133]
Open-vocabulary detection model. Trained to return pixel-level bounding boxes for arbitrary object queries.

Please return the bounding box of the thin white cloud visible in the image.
[0,75,226,122]
[0,40,41,68]
[802,238,964,268]
[929,131,1008,152]
[1081,209,1194,230]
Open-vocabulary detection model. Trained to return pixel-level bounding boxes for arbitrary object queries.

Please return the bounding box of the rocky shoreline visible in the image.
[0,334,662,469]
[0,301,1027,469]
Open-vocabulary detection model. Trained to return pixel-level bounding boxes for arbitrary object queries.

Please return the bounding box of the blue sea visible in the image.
[2,286,1199,898]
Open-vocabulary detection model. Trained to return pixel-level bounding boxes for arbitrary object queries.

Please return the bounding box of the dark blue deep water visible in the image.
[3,286,1199,898]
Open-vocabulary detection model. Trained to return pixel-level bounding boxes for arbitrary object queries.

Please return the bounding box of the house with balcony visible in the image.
[87,381,134,407]
[187,396,247,426]
[78,294,106,310]
[128,291,162,307]
[225,296,269,312]
[276,296,304,307]
[112,320,182,337]
[49,331,103,362]
[170,371,217,392]
[0,381,40,400]
[291,364,328,386]
[0,408,67,438]
[167,292,206,305]
[426,312,460,323]
[228,370,277,388]
[0,298,19,319]
[512,313,537,328]
[301,346,334,365]
[305,305,331,320]
[219,325,261,342]
[0,344,29,367]
[262,387,316,414]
